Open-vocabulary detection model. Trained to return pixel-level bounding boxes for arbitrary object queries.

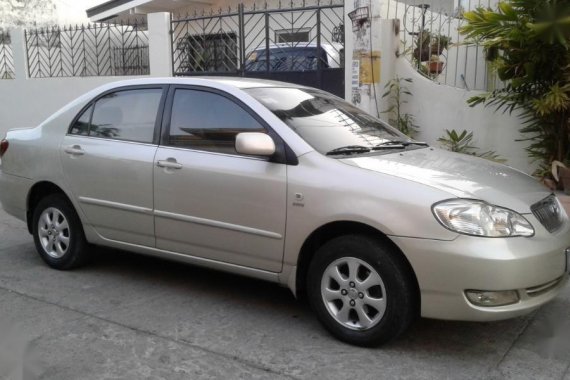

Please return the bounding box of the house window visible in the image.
[178,33,237,73]
[275,28,311,43]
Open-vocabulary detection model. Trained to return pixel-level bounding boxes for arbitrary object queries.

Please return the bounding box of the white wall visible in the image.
[395,59,534,173]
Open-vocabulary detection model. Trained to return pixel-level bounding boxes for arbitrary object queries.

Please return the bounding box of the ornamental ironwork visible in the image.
[25,19,149,78]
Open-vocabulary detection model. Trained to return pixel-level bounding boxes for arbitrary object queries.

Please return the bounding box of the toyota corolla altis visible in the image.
[1,78,568,346]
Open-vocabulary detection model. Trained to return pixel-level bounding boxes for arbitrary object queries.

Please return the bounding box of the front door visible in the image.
[153,87,287,272]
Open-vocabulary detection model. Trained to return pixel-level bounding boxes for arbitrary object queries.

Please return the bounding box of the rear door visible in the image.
[60,85,167,247]
[153,86,287,272]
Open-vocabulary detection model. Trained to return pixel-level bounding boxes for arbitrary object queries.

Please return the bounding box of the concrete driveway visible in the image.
[0,207,569,380]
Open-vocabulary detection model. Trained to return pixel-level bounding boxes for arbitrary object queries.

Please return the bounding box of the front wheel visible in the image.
[307,234,417,346]
[32,194,90,270]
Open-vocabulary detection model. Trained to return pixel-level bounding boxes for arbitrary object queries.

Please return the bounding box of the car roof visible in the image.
[98,76,308,90]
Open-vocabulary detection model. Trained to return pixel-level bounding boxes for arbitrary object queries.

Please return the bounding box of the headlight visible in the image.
[432,199,534,237]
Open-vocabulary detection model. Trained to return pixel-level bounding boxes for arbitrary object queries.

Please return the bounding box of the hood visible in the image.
[341,147,550,213]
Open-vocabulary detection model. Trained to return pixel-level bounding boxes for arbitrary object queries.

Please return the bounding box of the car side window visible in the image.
[69,105,93,136]
[71,88,162,143]
[168,89,266,155]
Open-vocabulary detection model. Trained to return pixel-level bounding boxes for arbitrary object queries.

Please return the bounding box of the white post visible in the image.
[147,12,173,77]
[344,6,353,103]
[9,28,28,81]
[344,1,398,118]
[344,1,380,115]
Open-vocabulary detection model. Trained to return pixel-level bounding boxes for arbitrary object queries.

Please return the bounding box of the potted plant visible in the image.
[413,31,451,62]
[427,55,444,74]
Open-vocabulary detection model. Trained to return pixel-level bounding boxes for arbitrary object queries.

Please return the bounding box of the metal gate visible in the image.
[171,1,345,97]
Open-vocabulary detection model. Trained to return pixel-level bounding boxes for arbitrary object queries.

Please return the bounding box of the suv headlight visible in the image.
[432,199,534,237]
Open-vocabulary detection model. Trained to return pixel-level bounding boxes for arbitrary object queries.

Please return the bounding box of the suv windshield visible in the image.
[245,87,424,155]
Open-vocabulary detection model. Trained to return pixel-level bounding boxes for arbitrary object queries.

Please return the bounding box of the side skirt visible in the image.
[93,235,281,283]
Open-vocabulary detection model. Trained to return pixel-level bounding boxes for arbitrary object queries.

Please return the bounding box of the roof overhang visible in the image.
[87,0,213,23]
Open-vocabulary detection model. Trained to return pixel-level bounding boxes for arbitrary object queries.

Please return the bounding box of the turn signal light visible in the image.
[0,139,8,158]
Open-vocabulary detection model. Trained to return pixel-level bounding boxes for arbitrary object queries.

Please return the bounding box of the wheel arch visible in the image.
[26,181,71,233]
[295,221,420,310]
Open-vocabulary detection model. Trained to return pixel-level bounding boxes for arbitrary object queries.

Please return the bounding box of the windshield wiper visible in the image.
[326,141,429,156]
[326,145,371,156]
[373,140,429,149]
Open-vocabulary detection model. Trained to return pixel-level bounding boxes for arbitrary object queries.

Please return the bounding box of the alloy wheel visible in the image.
[320,257,387,330]
[37,207,71,259]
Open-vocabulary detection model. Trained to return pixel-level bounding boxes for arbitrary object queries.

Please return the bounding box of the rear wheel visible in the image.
[307,234,417,346]
[32,194,90,270]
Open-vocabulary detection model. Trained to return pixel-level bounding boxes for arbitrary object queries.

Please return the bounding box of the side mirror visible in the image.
[235,132,276,156]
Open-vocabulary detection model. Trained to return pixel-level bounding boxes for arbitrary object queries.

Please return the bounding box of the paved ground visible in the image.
[0,207,569,380]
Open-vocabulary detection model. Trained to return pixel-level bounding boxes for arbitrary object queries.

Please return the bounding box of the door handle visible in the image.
[157,158,183,170]
[64,145,85,156]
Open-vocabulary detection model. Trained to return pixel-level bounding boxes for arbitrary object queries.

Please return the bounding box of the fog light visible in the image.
[465,290,520,307]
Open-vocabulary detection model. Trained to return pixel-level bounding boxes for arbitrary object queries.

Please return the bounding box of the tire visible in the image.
[32,193,90,270]
[307,234,417,347]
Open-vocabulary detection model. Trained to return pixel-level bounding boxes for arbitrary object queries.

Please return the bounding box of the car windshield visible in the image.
[245,87,423,155]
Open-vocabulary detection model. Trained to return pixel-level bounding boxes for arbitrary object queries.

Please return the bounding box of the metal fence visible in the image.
[381,0,502,91]
[171,1,345,97]
[0,31,15,79]
[25,20,149,78]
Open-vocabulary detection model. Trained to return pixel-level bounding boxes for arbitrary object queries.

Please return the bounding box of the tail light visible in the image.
[0,139,8,158]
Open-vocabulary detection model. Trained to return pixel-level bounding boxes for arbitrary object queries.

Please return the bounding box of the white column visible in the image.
[147,12,173,77]
[344,1,398,118]
[344,4,353,103]
[9,28,27,81]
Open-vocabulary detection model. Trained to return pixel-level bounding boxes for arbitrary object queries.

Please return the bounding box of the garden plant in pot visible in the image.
[413,30,451,62]
[427,55,444,75]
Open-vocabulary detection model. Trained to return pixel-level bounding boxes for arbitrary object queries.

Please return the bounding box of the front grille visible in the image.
[531,195,565,233]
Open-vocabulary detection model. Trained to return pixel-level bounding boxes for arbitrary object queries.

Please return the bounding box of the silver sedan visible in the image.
[0,77,568,346]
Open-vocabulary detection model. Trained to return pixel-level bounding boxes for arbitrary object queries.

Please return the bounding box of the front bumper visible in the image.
[391,218,570,321]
